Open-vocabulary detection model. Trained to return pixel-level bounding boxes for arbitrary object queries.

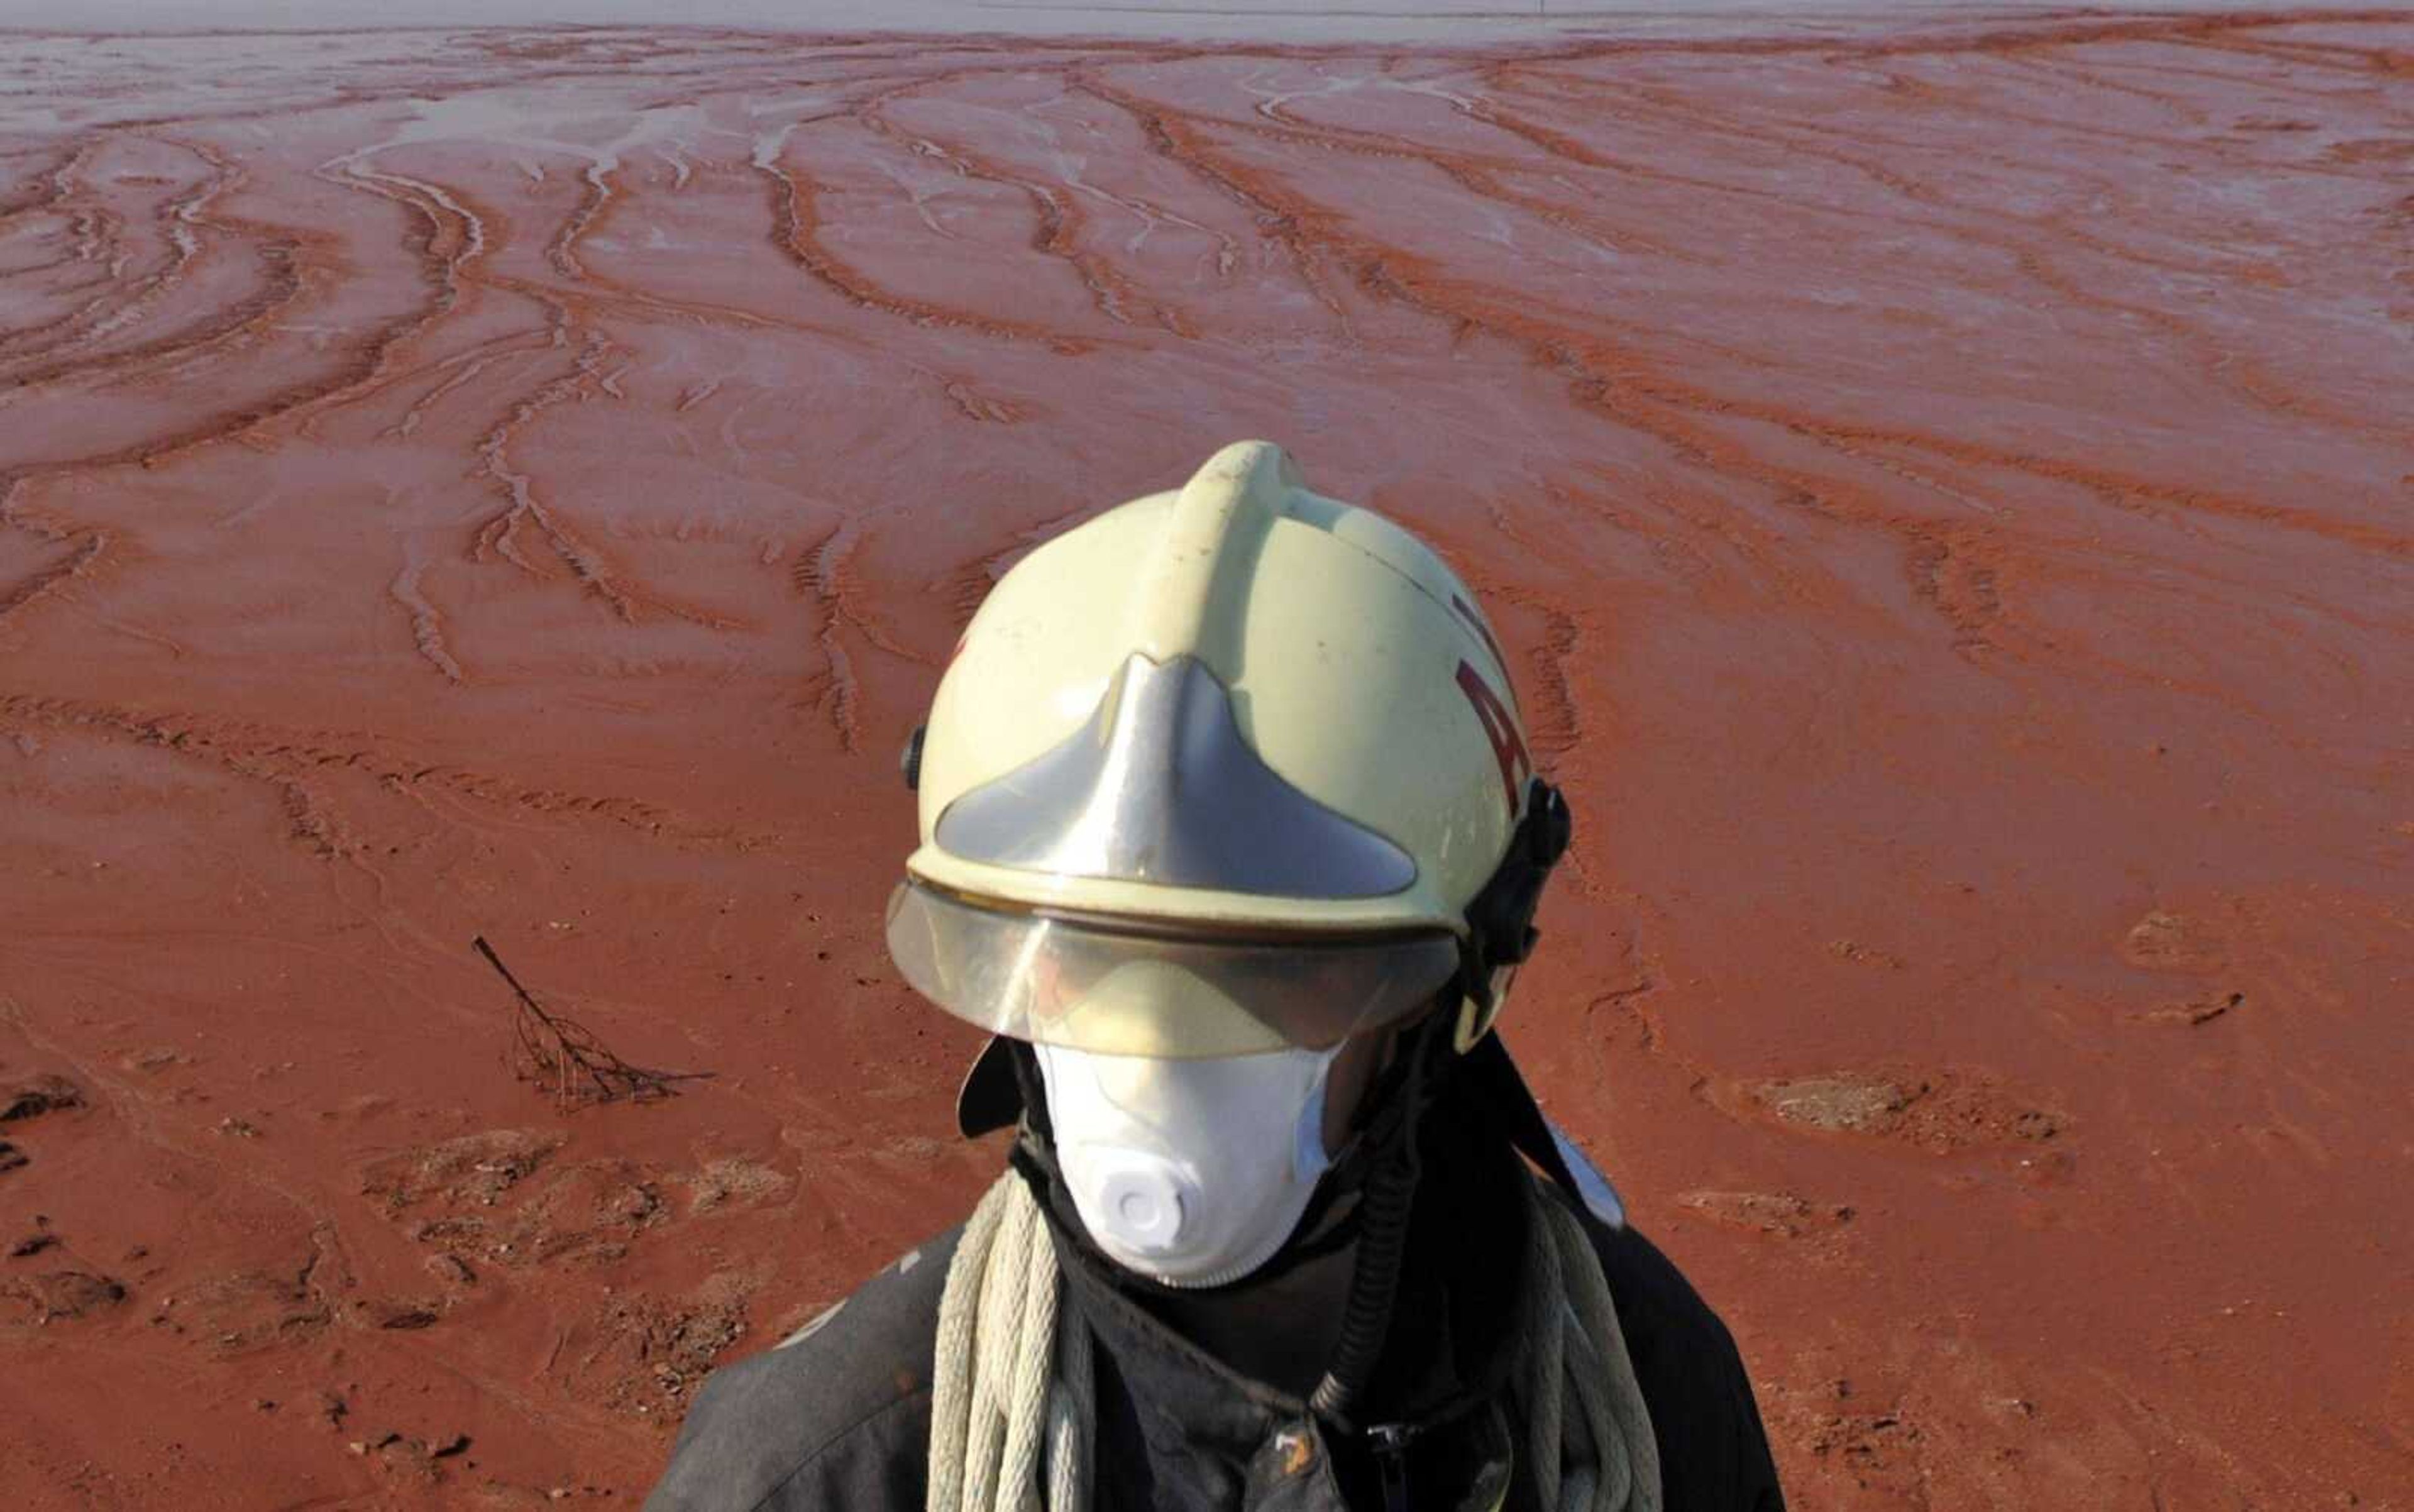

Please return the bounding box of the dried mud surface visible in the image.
[1,13,2410,1509]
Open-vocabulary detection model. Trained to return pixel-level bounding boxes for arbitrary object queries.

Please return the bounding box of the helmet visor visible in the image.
[885,881,1462,1058]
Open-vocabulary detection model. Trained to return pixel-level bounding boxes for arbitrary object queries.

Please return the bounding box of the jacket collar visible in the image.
[1020,1105,1534,1512]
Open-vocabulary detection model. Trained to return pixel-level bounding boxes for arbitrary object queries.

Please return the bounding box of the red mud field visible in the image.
[0,9,2408,1509]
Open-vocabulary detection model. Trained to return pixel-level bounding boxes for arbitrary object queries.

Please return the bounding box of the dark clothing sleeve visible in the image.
[1585,1218,1787,1511]
[642,1228,959,1512]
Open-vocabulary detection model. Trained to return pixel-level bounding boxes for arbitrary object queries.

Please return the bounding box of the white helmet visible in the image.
[887,440,1568,1066]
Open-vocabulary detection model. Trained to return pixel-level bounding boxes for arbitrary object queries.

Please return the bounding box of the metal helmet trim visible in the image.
[934,652,1418,900]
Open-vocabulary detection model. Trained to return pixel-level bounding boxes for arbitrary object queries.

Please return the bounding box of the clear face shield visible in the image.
[885,883,1462,1059]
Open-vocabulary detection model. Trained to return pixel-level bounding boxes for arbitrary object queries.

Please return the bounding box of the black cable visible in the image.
[1308,1012,1441,1427]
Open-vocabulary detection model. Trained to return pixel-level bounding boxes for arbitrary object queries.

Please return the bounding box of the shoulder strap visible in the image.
[1463,1034,1626,1231]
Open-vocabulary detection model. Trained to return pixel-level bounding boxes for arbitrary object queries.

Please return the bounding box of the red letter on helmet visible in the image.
[1455,661,1529,819]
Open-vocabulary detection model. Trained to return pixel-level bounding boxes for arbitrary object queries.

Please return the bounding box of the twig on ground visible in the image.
[472,935,690,1109]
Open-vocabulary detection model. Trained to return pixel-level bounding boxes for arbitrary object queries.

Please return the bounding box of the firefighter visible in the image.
[648,442,1784,1512]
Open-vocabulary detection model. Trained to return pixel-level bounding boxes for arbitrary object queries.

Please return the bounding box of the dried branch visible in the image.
[472,935,690,1109]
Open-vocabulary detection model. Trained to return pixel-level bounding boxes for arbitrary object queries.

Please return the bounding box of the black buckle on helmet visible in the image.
[1460,777,1572,1004]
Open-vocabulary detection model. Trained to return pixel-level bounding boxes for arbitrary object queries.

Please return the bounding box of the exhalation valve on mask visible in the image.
[1033,1040,1341,1289]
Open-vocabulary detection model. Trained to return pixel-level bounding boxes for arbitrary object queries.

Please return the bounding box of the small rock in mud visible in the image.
[5,1270,129,1323]
[1755,1076,1910,1134]
[559,1276,752,1416]
[1750,1073,2064,1153]
[0,1073,84,1123]
[355,1296,442,1330]
[2122,910,2225,972]
[8,1232,60,1259]
[1678,1190,1855,1237]
[0,1142,26,1175]
[1766,1377,1928,1487]
[685,1156,791,1214]
[1826,939,1904,969]
[367,1432,441,1482]
[361,1128,563,1211]
[389,1150,672,1271]
[2133,990,2245,1027]
[1802,1404,1926,1485]
[2014,1149,2078,1188]
[425,1252,477,1287]
[175,1267,333,1356]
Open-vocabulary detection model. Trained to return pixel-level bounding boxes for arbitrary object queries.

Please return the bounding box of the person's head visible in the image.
[887,441,1568,1288]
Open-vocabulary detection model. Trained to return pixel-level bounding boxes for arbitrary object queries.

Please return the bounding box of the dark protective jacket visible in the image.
[644,1104,1785,1512]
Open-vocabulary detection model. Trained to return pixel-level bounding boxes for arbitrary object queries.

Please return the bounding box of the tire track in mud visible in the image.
[0,692,750,851]
[861,86,1200,338]
[1072,70,1356,329]
[389,521,468,685]
[0,142,90,228]
[288,155,494,438]
[752,84,1099,355]
[1216,72,1701,265]
[1086,59,2408,670]
[1072,74,1985,634]
[0,138,518,637]
[0,140,125,350]
[462,300,745,636]
[468,314,642,612]
[0,138,309,392]
[1903,521,2010,656]
[1,23,2394,682]
[0,476,107,629]
[316,144,749,642]
[547,154,620,284]
[791,507,942,754]
[1568,66,2401,441]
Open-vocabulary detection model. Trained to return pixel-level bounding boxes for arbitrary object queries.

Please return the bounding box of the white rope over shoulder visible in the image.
[928,1174,1094,1512]
[926,1170,1658,1512]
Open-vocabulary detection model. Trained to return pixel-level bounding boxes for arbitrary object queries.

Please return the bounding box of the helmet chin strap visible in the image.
[1303,1004,1450,1428]
[1306,776,1570,1429]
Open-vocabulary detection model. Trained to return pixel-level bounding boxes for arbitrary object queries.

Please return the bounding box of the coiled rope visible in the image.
[928,1173,1093,1512]
[1516,1181,1663,1512]
[926,1170,1657,1512]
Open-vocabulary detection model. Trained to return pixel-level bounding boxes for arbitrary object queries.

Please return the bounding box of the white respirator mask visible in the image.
[1032,1040,1342,1289]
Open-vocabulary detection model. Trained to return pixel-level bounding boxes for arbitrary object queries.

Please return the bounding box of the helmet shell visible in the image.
[912,441,1531,938]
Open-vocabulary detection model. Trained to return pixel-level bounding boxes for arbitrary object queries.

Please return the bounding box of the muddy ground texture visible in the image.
[1,11,2409,1509]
